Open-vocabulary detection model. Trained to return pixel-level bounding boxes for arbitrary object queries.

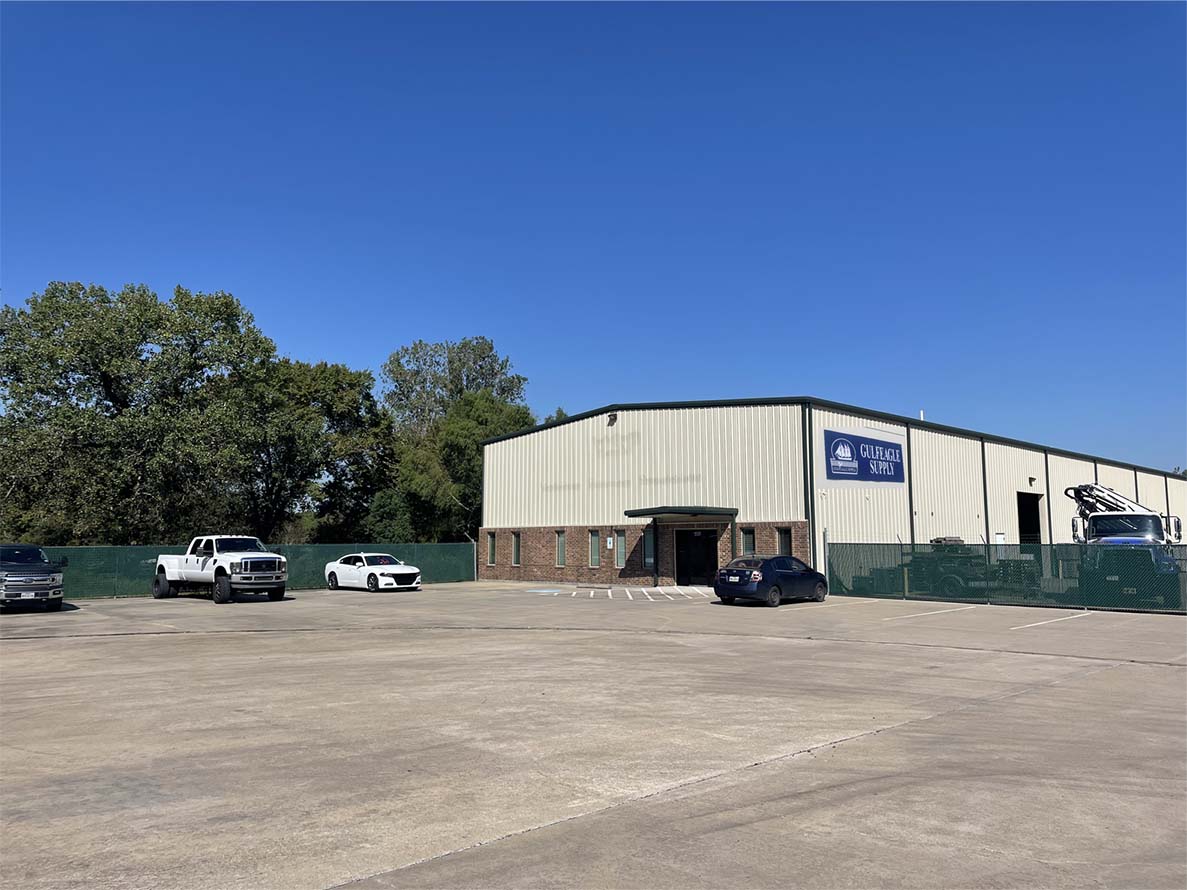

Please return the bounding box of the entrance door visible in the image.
[675,530,718,585]
[1017,492,1043,544]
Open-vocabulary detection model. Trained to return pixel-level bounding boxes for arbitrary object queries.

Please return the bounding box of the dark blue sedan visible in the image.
[714,555,828,607]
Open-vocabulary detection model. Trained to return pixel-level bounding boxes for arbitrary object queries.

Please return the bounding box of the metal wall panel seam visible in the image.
[980,438,990,545]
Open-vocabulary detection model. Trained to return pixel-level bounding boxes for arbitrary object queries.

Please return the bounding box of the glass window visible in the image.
[589,530,601,567]
[512,532,521,566]
[365,555,400,566]
[0,546,49,565]
[643,526,655,568]
[742,529,756,555]
[726,557,765,569]
[789,557,810,572]
[216,537,266,553]
[487,532,496,566]
[555,531,566,567]
[615,530,626,568]
[777,528,792,556]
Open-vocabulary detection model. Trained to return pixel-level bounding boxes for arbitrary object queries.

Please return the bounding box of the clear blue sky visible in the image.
[3,3,1184,469]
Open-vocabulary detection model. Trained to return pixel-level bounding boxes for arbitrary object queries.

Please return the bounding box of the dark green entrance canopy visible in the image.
[624,506,738,523]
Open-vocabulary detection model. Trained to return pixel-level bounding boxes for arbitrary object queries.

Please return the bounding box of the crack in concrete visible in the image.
[325,660,1126,889]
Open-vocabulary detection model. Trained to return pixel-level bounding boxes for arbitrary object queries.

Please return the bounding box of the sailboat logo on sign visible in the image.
[829,438,859,475]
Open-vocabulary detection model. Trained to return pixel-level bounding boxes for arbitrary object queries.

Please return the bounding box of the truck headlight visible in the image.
[230,561,242,573]
[52,573,63,583]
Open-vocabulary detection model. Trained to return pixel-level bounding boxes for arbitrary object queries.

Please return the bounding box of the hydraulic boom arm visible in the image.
[1064,484,1152,521]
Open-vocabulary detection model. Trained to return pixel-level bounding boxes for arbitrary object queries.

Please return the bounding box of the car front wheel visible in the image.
[267,587,285,601]
[212,574,232,604]
[366,574,378,592]
[813,582,828,602]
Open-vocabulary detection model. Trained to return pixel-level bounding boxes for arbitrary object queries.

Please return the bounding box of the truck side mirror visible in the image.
[1072,518,1085,544]
[1171,516,1182,544]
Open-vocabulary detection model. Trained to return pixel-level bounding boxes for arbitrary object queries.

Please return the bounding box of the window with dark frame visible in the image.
[742,528,756,555]
[777,528,792,556]
[643,526,655,568]
[555,530,566,566]
[589,530,601,567]
[487,532,496,566]
[512,532,521,566]
[614,530,626,568]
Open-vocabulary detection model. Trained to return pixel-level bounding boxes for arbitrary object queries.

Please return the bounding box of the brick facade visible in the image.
[478,520,811,586]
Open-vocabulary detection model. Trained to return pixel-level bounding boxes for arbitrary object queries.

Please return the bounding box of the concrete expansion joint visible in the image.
[327,657,1132,889]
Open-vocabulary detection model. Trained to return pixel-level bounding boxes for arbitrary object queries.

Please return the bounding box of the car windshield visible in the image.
[216,537,268,553]
[1089,516,1164,538]
[365,555,401,566]
[0,546,51,565]
[725,558,765,569]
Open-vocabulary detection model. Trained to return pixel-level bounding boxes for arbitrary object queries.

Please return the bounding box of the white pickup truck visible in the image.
[154,536,288,604]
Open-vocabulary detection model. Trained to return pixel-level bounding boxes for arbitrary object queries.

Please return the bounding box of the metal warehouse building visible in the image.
[478,397,1187,587]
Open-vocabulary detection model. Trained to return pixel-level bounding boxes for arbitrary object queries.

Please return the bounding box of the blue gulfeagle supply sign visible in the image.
[824,429,905,482]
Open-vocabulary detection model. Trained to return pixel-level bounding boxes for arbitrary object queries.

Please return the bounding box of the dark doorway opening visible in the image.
[1017,492,1043,544]
[675,529,718,585]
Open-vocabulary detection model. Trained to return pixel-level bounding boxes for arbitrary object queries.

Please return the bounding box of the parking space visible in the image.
[1,582,1184,889]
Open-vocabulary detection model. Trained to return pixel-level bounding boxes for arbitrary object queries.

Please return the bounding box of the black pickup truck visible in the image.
[0,544,67,611]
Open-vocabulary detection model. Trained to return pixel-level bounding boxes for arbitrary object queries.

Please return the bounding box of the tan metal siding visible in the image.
[1137,471,1170,515]
[812,408,909,559]
[910,429,985,544]
[1168,477,1187,527]
[1046,454,1097,543]
[482,405,806,528]
[984,443,1049,544]
[1096,463,1136,500]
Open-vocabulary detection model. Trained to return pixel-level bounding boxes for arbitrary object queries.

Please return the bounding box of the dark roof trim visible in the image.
[624,506,739,519]
[483,396,1180,480]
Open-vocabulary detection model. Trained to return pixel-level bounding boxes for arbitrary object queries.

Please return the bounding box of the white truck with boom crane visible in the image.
[1064,484,1182,610]
[1064,484,1181,545]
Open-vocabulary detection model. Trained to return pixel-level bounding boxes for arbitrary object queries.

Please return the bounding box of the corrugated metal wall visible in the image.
[1136,471,1170,515]
[812,407,910,561]
[909,428,984,544]
[1168,477,1187,528]
[482,404,806,528]
[1096,463,1137,499]
[484,401,1182,552]
[984,442,1049,544]
[1046,453,1097,544]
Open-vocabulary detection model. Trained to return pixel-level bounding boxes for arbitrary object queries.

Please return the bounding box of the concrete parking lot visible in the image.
[1,582,1184,890]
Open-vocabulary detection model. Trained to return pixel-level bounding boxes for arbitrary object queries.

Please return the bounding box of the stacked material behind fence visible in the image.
[827,542,1186,613]
[41,543,476,599]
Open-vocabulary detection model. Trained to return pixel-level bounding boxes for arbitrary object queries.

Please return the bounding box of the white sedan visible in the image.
[325,553,422,591]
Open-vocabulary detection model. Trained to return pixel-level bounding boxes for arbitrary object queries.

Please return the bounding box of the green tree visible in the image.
[0,283,273,543]
[384,392,534,542]
[379,336,527,435]
[544,407,568,424]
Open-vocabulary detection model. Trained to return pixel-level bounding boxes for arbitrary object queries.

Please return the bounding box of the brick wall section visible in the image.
[479,520,811,586]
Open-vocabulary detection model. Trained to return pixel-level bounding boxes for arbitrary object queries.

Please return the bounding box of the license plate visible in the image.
[727,575,740,583]
[1106,575,1120,582]
[20,592,35,599]
[1122,587,1137,595]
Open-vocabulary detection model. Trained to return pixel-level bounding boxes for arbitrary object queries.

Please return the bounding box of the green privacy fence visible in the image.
[41,543,475,599]
[827,542,1186,614]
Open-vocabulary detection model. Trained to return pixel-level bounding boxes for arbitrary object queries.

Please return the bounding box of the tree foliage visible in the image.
[1,283,536,546]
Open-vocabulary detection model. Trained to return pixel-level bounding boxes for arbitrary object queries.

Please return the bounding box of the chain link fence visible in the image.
[826,542,1186,613]
[41,543,475,599]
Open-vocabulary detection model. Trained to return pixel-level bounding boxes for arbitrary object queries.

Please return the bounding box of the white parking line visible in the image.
[661,592,675,600]
[676,588,693,599]
[1011,611,1093,630]
[589,590,595,598]
[625,589,633,600]
[571,591,578,597]
[607,589,613,599]
[643,590,654,601]
[883,605,976,621]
